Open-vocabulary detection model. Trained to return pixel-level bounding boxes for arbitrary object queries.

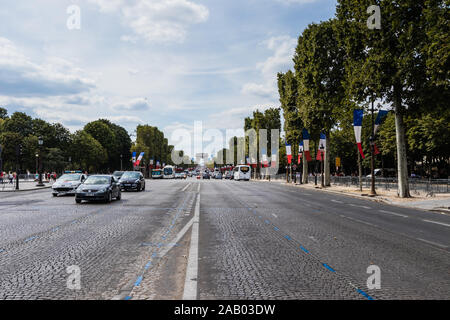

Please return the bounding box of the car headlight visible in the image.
[98,188,108,193]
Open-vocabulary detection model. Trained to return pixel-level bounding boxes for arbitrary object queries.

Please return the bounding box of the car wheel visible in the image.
[52,193,57,197]
[106,192,112,203]
[142,184,145,191]
[116,191,121,201]
[75,199,82,204]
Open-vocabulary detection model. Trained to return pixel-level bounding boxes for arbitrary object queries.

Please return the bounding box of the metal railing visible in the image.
[330,176,449,195]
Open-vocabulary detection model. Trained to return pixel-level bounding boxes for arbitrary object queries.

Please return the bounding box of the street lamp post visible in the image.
[120,154,123,171]
[36,137,44,187]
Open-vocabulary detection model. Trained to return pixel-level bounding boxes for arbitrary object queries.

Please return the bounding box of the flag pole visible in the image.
[370,96,377,196]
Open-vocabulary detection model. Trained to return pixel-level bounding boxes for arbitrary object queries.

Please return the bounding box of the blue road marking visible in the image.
[134,276,143,287]
[274,227,279,231]
[357,289,374,300]
[124,296,132,300]
[264,220,270,224]
[25,236,37,243]
[300,246,309,253]
[52,227,59,232]
[144,261,152,270]
[284,235,291,241]
[322,263,336,272]
[0,249,4,253]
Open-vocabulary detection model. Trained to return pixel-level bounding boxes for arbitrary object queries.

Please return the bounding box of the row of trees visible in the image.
[0,107,180,174]
[276,0,448,197]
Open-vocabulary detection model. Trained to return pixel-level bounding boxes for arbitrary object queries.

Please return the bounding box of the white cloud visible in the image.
[242,35,296,99]
[0,37,95,97]
[90,0,209,43]
[113,97,151,111]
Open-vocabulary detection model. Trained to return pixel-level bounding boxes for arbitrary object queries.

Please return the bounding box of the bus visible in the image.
[152,169,163,179]
[163,165,176,179]
[233,165,251,181]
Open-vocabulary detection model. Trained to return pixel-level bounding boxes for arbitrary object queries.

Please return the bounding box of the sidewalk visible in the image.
[258,178,450,213]
[0,180,53,192]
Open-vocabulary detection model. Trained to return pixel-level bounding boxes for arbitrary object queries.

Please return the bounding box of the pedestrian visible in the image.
[0,171,3,184]
[8,172,13,184]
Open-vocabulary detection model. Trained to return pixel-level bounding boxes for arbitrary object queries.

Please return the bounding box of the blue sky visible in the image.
[0,0,336,157]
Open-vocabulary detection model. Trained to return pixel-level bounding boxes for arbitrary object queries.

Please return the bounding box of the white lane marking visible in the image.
[112,212,196,300]
[308,236,318,242]
[272,213,278,218]
[197,182,200,193]
[349,204,371,209]
[181,183,192,192]
[183,193,200,300]
[344,216,377,227]
[422,219,450,228]
[331,199,343,204]
[416,238,448,249]
[378,210,408,218]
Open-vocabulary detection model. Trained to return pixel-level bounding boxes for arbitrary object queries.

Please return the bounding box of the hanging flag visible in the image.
[353,109,365,159]
[319,132,326,151]
[261,148,268,167]
[298,141,303,164]
[374,110,389,135]
[286,143,292,164]
[156,160,160,168]
[302,129,312,161]
[135,152,145,166]
[132,151,137,166]
[271,154,277,168]
[246,157,250,164]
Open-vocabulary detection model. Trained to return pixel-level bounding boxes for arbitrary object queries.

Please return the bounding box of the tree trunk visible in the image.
[393,86,410,198]
[302,152,308,184]
[324,134,331,186]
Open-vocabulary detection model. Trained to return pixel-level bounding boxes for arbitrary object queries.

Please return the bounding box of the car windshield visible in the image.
[58,174,81,181]
[164,168,173,175]
[113,171,124,176]
[121,172,140,179]
[152,171,161,175]
[84,176,110,185]
[240,166,250,173]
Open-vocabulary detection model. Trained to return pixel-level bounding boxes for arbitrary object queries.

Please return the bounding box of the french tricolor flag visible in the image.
[261,148,268,167]
[132,151,137,166]
[286,143,292,164]
[271,154,277,168]
[317,132,326,161]
[373,110,389,155]
[302,129,312,162]
[135,152,145,166]
[353,109,365,159]
[298,141,303,164]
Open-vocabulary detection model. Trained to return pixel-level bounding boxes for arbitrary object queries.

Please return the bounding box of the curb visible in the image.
[254,179,450,215]
[0,186,52,193]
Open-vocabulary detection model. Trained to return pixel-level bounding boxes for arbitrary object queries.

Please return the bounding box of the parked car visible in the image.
[203,172,211,179]
[119,171,146,191]
[75,175,121,203]
[215,173,223,179]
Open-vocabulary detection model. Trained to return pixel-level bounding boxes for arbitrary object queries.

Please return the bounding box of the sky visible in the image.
[0,0,337,158]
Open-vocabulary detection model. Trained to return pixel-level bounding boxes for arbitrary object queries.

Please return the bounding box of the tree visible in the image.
[0,107,7,119]
[293,20,347,186]
[71,130,107,172]
[335,0,445,197]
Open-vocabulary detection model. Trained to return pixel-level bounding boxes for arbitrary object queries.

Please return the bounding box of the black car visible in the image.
[113,171,125,179]
[119,171,146,191]
[202,172,210,179]
[75,175,121,203]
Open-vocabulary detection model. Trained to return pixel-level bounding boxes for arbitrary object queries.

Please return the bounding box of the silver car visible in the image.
[52,173,87,196]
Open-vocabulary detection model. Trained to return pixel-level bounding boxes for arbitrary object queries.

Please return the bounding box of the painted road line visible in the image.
[422,219,450,228]
[379,210,408,218]
[183,193,200,300]
[344,216,377,227]
[331,199,343,204]
[272,213,278,218]
[181,183,192,192]
[416,238,448,249]
[197,182,201,193]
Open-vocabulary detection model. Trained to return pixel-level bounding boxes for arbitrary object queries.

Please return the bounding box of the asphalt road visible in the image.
[0,179,449,300]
